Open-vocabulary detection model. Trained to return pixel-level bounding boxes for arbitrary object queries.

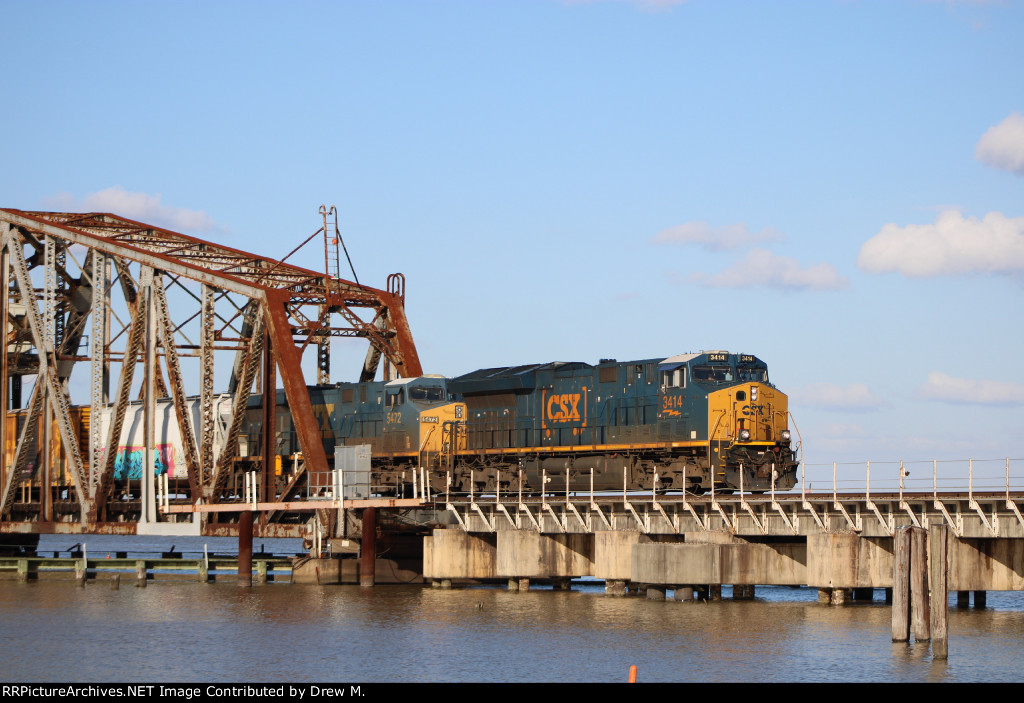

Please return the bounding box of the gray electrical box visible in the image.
[335,444,371,500]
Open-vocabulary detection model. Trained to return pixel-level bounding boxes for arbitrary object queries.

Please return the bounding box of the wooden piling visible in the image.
[911,527,930,642]
[928,524,948,659]
[360,507,376,587]
[110,574,120,590]
[892,528,911,642]
[135,560,147,587]
[238,510,254,587]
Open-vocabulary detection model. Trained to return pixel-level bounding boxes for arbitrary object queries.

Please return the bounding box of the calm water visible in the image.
[1,535,1022,683]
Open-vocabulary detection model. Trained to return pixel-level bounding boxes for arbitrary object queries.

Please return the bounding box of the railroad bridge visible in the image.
[1,207,1021,658]
[425,460,1024,657]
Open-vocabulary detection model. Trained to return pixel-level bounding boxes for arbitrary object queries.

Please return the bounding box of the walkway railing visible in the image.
[441,457,1024,538]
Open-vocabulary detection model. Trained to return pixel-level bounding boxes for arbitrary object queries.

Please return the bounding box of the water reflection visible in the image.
[1,580,1022,682]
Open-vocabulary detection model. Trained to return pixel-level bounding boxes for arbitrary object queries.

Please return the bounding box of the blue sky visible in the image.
[3,0,1022,483]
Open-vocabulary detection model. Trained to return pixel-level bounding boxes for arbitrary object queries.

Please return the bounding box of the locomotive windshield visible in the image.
[738,366,768,382]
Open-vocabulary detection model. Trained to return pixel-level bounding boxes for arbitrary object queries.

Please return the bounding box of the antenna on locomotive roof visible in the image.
[321,204,359,285]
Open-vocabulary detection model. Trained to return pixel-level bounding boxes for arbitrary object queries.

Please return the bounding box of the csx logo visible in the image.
[546,393,581,422]
[742,404,765,416]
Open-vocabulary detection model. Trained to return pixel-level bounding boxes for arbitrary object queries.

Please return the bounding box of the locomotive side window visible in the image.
[660,367,686,388]
[387,389,404,407]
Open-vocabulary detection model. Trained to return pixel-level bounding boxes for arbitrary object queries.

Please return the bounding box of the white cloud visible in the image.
[916,372,1024,406]
[653,221,784,251]
[975,113,1024,175]
[789,382,886,411]
[41,186,221,233]
[857,210,1024,276]
[688,248,848,290]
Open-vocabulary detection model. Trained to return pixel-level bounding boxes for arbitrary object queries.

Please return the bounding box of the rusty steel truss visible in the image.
[0,208,422,533]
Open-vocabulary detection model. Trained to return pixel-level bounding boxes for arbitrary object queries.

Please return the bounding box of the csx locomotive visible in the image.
[249,351,799,495]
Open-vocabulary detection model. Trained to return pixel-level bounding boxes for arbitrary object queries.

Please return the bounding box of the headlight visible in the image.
[780,430,791,441]
[739,429,751,441]
[750,386,758,401]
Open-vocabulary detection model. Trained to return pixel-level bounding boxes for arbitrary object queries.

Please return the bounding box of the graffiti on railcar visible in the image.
[112,445,177,480]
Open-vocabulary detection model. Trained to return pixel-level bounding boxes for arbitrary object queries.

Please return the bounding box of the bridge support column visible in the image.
[496,532,592,583]
[733,584,755,599]
[673,586,694,602]
[646,585,665,600]
[973,591,986,608]
[424,529,497,583]
[956,591,970,608]
[605,579,627,596]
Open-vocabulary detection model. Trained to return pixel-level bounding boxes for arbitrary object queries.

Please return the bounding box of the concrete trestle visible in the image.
[427,493,1024,657]
[425,525,1024,593]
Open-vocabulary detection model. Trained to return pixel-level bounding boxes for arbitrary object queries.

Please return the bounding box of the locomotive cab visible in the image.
[699,353,797,491]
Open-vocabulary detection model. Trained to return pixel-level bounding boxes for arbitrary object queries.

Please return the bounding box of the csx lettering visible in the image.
[741,404,765,416]
[546,393,581,422]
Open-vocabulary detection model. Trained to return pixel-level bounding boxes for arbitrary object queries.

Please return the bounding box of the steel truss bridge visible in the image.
[0,208,421,537]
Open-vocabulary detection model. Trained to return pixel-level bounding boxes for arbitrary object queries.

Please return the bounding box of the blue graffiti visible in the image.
[112,446,172,480]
